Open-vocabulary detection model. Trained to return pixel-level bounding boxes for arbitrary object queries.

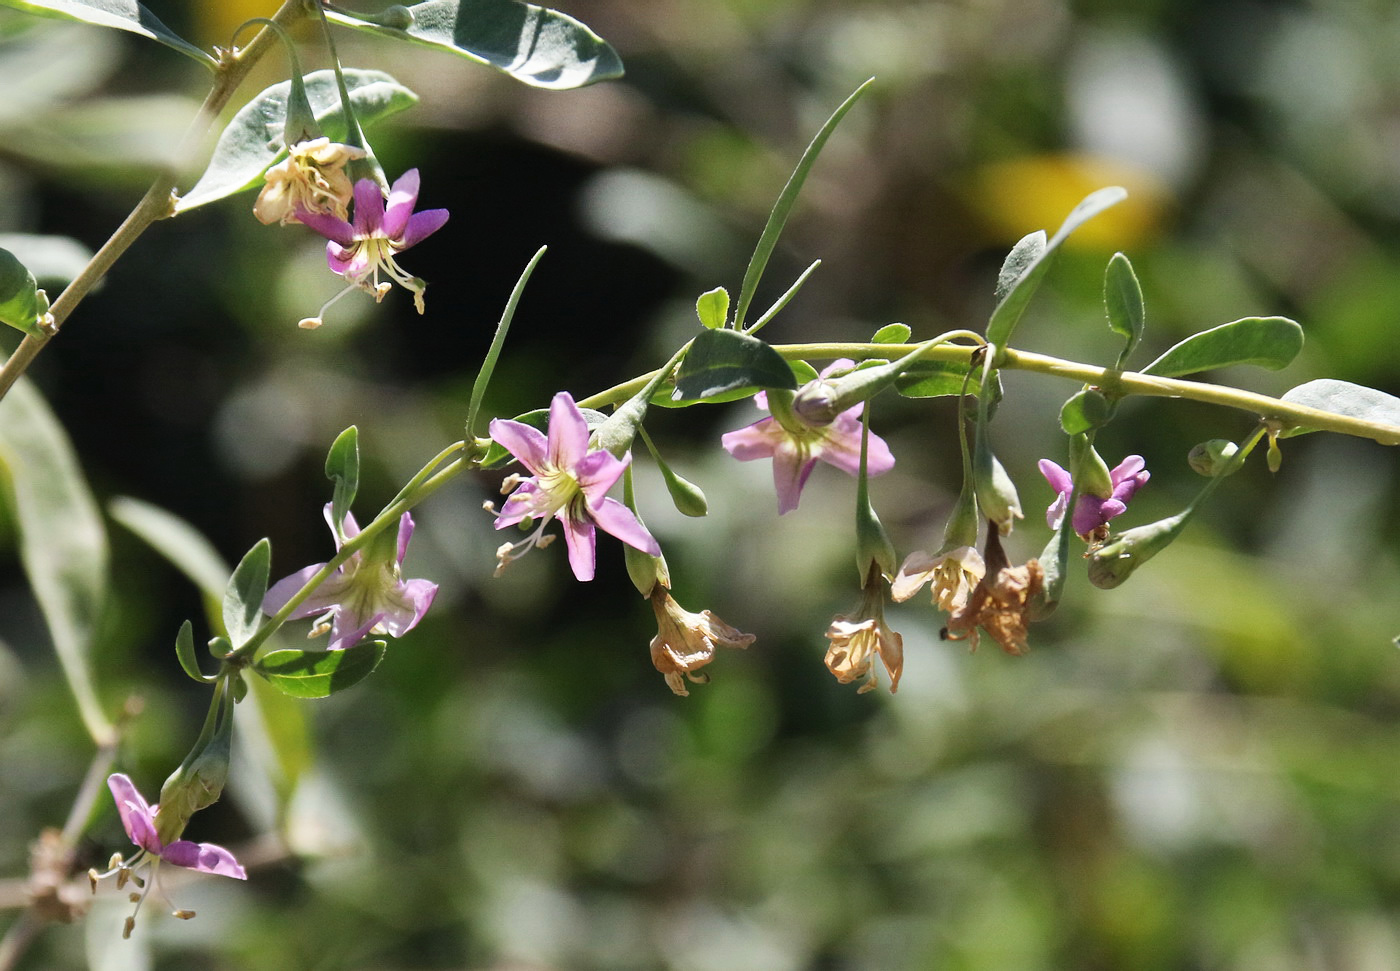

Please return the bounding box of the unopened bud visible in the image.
[973,442,1022,534]
[1085,511,1191,588]
[1188,439,1240,477]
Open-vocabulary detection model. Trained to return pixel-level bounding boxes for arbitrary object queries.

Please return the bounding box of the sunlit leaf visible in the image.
[326,426,360,536]
[325,0,623,90]
[1141,317,1303,378]
[0,246,47,337]
[0,0,213,67]
[1059,388,1113,435]
[224,538,270,649]
[1104,252,1144,367]
[673,327,796,400]
[176,70,417,213]
[894,360,978,399]
[1277,379,1400,439]
[254,640,387,699]
[872,323,911,344]
[696,287,729,329]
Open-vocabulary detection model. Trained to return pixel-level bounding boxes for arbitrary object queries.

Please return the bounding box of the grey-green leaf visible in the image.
[254,640,387,699]
[109,495,230,621]
[0,0,214,67]
[224,538,271,649]
[1277,379,1400,439]
[673,327,798,400]
[0,378,112,742]
[987,187,1127,348]
[1141,317,1303,378]
[1104,252,1144,367]
[325,0,623,90]
[176,70,418,213]
[326,426,360,534]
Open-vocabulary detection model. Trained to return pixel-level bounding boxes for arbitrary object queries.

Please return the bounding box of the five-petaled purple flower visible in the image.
[490,391,661,582]
[720,360,895,515]
[297,168,449,321]
[91,774,245,937]
[262,505,438,651]
[1038,454,1150,537]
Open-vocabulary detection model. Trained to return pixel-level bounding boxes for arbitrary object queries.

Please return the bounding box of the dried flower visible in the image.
[648,586,755,696]
[891,544,986,613]
[824,565,904,693]
[253,137,366,226]
[943,526,1043,655]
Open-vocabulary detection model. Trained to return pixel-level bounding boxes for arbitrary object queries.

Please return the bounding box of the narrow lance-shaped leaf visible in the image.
[326,426,360,537]
[1277,379,1400,441]
[325,0,623,90]
[254,640,387,699]
[1141,316,1303,378]
[0,0,214,67]
[672,327,797,400]
[0,379,113,743]
[109,495,230,626]
[986,186,1128,348]
[176,70,418,213]
[1104,252,1144,368]
[224,538,271,649]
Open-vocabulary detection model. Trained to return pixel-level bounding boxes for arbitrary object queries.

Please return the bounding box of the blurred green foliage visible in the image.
[2,0,1400,968]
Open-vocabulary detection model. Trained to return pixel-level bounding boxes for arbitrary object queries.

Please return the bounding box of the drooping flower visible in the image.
[262,505,438,651]
[296,168,449,324]
[253,137,366,226]
[721,360,895,515]
[490,391,661,581]
[943,526,1043,656]
[649,586,755,696]
[891,544,986,614]
[89,774,245,938]
[824,565,905,694]
[1038,454,1149,538]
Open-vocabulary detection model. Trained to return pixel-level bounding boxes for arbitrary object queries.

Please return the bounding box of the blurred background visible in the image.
[2,0,1400,967]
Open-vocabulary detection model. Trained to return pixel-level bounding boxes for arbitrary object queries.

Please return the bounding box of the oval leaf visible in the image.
[1059,388,1113,435]
[325,0,623,90]
[695,286,729,329]
[872,322,912,344]
[176,70,418,213]
[673,327,797,401]
[1277,379,1400,439]
[326,426,360,534]
[0,246,47,337]
[254,640,387,699]
[1104,251,1143,366]
[224,538,270,649]
[987,187,1127,348]
[0,0,213,66]
[1141,316,1303,378]
[895,360,978,399]
[0,378,112,742]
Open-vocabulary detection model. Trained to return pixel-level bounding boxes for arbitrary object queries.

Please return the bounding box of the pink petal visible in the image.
[1038,459,1073,495]
[720,419,781,461]
[589,497,661,555]
[573,448,628,504]
[770,441,816,515]
[396,513,415,563]
[351,179,385,236]
[561,517,597,581]
[296,210,355,247]
[493,480,548,529]
[1110,455,1146,483]
[107,775,161,854]
[262,564,348,618]
[326,606,384,652]
[160,839,246,879]
[321,504,360,546]
[399,208,449,249]
[327,241,368,278]
[489,417,549,473]
[381,578,438,636]
[546,392,590,471]
[381,169,421,239]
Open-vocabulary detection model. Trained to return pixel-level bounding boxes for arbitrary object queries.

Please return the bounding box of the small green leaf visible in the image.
[987,187,1127,348]
[479,404,608,468]
[0,379,112,742]
[1141,317,1303,378]
[254,640,387,698]
[1277,379,1400,439]
[325,0,623,90]
[176,70,418,214]
[1059,388,1113,435]
[673,328,797,401]
[224,538,271,649]
[326,426,360,534]
[0,247,48,337]
[894,360,978,399]
[1104,252,1144,367]
[695,287,729,329]
[0,0,213,67]
[872,323,912,344]
[174,619,215,683]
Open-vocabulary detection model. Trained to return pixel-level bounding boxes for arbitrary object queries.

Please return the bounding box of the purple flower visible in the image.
[262,505,438,651]
[720,360,895,515]
[1038,454,1149,537]
[490,391,661,581]
[297,168,449,318]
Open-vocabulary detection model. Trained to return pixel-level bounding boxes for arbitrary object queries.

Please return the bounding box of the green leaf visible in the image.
[986,186,1127,348]
[1104,252,1144,367]
[174,619,215,683]
[0,379,112,743]
[872,323,912,344]
[0,234,92,289]
[894,360,977,399]
[224,538,271,649]
[109,495,230,624]
[254,640,387,698]
[1059,388,1113,435]
[176,70,418,214]
[479,404,608,469]
[733,79,873,330]
[0,0,213,67]
[0,246,48,337]
[326,426,360,535]
[673,327,798,400]
[696,287,729,329]
[1141,317,1303,378]
[1277,379,1400,438]
[325,0,623,90]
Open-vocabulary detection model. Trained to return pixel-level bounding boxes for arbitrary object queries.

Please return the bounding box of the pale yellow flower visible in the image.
[824,566,904,694]
[649,588,754,696]
[253,138,366,226]
[891,544,986,613]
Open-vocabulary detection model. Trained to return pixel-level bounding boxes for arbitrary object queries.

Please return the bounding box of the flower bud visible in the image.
[156,711,231,846]
[1188,439,1240,477]
[1085,510,1191,589]
[973,440,1022,534]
